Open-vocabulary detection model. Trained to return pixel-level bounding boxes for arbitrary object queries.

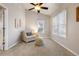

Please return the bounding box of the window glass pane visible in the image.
[37,20,44,34]
[58,25,66,36]
[58,10,66,24]
[53,25,58,34]
[53,16,59,34]
[53,16,58,25]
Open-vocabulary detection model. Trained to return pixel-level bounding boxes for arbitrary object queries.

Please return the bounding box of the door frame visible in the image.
[0,4,8,50]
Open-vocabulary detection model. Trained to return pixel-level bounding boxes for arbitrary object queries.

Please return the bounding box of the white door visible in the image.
[0,9,4,50]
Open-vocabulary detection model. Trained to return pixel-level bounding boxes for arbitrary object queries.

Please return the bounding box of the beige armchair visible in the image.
[21,31,36,43]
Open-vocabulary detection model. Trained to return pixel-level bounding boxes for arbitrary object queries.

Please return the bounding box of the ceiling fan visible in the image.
[28,3,48,13]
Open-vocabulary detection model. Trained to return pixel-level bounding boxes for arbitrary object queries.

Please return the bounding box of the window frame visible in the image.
[52,10,67,38]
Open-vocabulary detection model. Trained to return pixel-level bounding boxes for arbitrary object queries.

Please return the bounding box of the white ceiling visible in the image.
[23,3,60,15]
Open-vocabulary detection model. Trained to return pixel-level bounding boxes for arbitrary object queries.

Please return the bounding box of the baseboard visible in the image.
[7,41,20,50]
[51,38,78,56]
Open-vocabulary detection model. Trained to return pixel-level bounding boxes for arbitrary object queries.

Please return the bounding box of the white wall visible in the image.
[0,8,3,50]
[3,3,25,48]
[50,3,79,55]
[25,11,50,38]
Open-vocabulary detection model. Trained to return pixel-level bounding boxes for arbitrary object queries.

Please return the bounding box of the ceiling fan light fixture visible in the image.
[35,5,41,10]
[29,3,48,13]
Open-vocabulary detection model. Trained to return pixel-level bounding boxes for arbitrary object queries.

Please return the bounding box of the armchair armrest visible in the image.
[21,31,27,42]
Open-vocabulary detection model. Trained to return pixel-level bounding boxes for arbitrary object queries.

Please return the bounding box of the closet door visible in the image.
[0,9,4,50]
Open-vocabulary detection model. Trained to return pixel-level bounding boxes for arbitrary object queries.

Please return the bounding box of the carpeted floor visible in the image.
[0,39,74,56]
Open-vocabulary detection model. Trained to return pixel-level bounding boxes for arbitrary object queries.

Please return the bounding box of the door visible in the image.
[0,8,4,50]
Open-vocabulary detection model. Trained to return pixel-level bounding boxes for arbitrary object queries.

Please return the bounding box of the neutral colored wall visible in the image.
[3,3,25,48]
[0,8,3,49]
[25,11,50,38]
[50,3,79,55]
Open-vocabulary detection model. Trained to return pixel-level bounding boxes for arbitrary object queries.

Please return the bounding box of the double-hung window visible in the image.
[52,10,66,38]
[37,20,45,34]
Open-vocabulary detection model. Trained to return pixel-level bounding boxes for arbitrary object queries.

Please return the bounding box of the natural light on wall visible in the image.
[52,10,66,38]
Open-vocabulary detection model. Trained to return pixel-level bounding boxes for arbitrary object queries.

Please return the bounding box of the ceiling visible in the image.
[23,3,60,15]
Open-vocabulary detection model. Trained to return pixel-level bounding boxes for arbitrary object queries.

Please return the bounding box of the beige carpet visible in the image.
[0,39,74,56]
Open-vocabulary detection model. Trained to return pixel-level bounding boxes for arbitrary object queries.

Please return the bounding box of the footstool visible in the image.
[35,37,43,46]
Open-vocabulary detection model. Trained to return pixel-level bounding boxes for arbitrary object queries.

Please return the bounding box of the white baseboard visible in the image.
[7,41,19,50]
[51,38,78,56]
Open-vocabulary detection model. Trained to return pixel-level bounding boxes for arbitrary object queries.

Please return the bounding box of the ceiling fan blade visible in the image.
[37,10,40,13]
[41,7,48,10]
[30,3,36,6]
[28,8,34,10]
[39,3,43,6]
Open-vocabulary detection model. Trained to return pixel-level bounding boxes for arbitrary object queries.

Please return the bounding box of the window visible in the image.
[52,10,66,38]
[37,20,45,34]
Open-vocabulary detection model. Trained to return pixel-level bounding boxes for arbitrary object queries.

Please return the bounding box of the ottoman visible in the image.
[35,37,43,46]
